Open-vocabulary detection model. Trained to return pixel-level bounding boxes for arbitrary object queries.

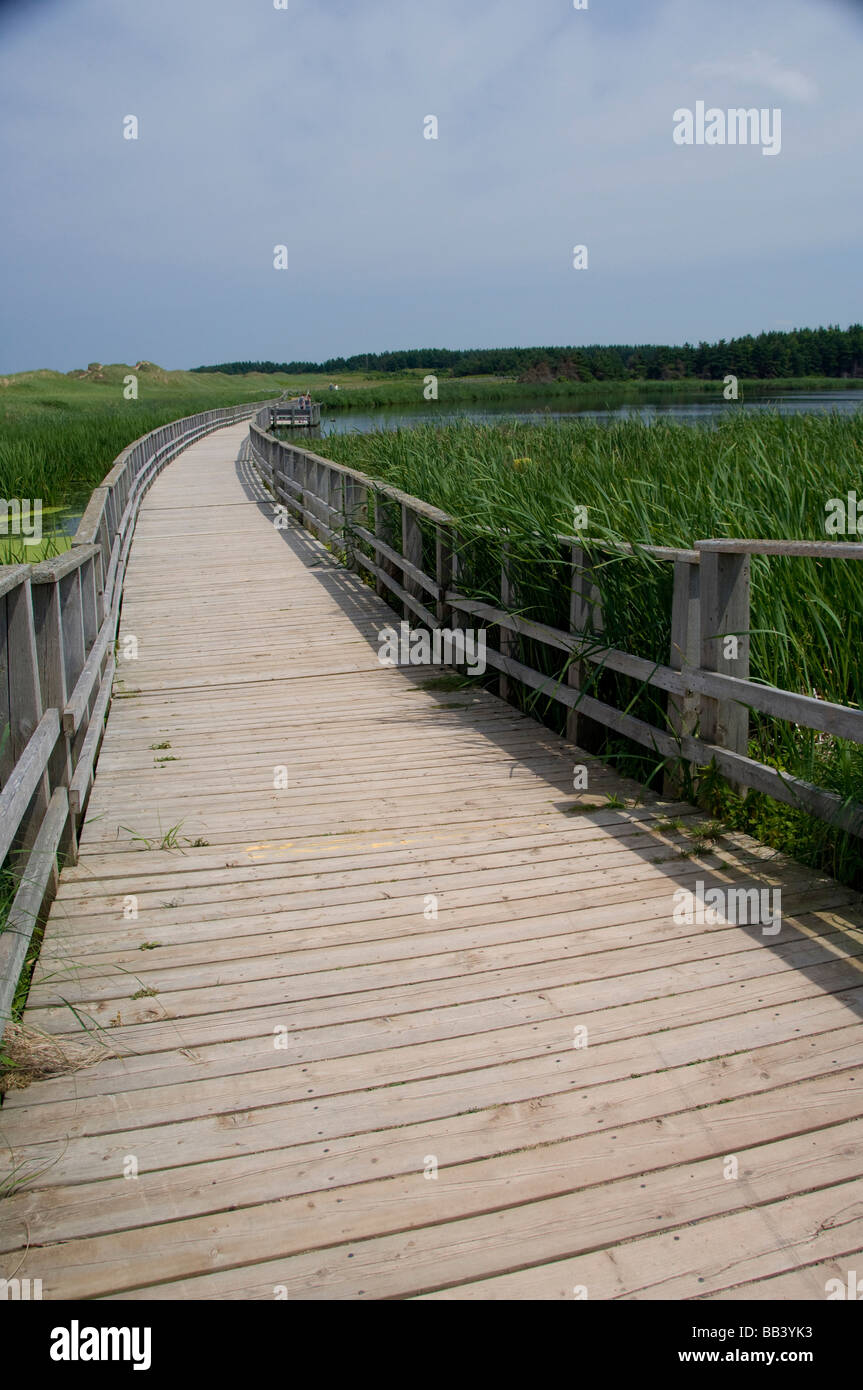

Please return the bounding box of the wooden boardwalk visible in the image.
[2,420,863,1299]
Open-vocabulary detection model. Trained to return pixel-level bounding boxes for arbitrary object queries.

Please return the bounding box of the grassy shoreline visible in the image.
[0,368,280,512]
[312,374,863,412]
[3,364,861,510]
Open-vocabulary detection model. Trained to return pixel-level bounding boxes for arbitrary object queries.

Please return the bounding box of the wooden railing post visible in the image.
[91,545,105,625]
[499,539,516,703]
[435,523,455,630]
[268,435,281,498]
[1,573,51,865]
[328,467,344,560]
[313,460,324,537]
[698,545,751,768]
[566,543,604,747]
[301,456,317,535]
[275,437,285,501]
[343,478,367,572]
[30,567,76,862]
[402,503,423,621]
[305,457,317,532]
[295,453,307,526]
[287,444,300,507]
[314,461,328,540]
[2,572,44,770]
[374,493,399,604]
[373,492,387,600]
[96,506,111,591]
[664,557,701,795]
[59,567,86,698]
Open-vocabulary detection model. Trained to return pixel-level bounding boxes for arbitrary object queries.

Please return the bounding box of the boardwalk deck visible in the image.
[1,421,863,1300]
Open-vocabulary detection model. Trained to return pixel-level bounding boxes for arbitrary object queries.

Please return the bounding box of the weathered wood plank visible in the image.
[0,787,67,1034]
[63,612,116,736]
[0,564,31,599]
[5,574,44,762]
[68,656,115,816]
[0,709,59,864]
[352,521,439,599]
[697,537,863,558]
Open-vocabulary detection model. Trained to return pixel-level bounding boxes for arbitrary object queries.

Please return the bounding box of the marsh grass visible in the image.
[0,367,284,506]
[315,412,863,885]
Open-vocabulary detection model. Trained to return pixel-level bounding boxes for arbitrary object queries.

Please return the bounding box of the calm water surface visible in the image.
[318,390,863,436]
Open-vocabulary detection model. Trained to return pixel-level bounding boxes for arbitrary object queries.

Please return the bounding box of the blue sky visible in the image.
[1,0,862,372]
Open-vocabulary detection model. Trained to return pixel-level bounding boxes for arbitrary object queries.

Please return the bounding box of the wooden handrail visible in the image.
[0,398,277,1035]
[248,418,863,840]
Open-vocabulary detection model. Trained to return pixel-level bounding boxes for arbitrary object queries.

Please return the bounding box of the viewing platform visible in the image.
[270,398,321,429]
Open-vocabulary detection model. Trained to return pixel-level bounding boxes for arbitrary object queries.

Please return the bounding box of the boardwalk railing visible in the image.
[249,410,863,841]
[270,400,322,429]
[0,400,275,1035]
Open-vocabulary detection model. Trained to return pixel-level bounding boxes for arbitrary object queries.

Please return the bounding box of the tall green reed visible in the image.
[316,412,863,884]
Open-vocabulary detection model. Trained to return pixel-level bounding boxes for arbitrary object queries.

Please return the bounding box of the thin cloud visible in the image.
[693,49,818,102]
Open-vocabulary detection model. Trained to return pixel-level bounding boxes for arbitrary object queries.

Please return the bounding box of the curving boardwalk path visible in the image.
[2,422,863,1299]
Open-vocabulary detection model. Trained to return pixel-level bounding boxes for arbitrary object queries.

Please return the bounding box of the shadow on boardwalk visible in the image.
[0,422,861,1301]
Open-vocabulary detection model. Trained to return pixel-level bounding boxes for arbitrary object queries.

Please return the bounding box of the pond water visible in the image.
[0,503,78,563]
[316,389,863,437]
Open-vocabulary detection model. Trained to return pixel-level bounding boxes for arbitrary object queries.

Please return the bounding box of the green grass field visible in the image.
[0,363,288,514]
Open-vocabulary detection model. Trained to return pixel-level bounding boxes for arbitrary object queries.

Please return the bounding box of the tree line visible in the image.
[192,324,863,382]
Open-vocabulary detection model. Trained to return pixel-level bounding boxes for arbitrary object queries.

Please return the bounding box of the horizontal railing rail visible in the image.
[248,411,863,841]
[270,400,322,428]
[0,399,277,1036]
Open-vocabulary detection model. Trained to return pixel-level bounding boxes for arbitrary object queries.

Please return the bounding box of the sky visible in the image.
[1,0,862,372]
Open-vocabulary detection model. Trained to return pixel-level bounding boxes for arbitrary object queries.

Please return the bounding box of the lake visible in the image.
[317,389,863,436]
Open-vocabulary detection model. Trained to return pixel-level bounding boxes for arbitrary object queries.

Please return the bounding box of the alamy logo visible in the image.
[0,498,42,545]
[825,492,863,534]
[378,621,486,675]
[825,1271,862,1299]
[672,880,781,935]
[1,1277,42,1299]
[50,1321,151,1371]
[673,102,781,156]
